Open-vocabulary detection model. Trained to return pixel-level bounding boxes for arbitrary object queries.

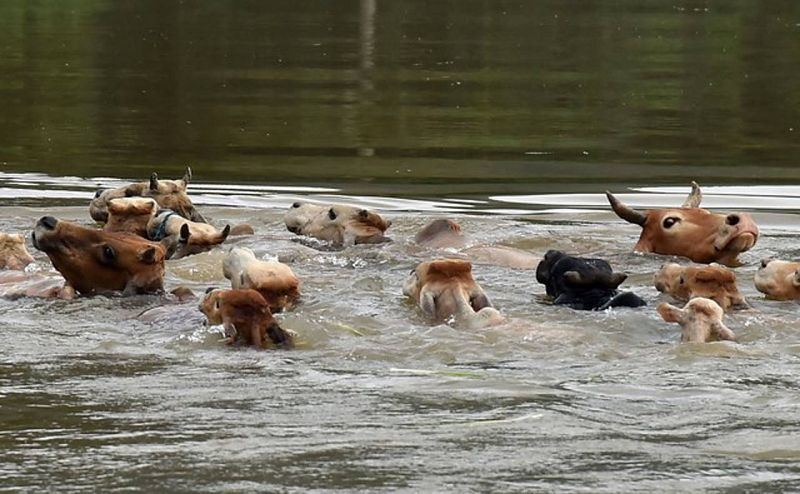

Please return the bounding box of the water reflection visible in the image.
[0,1,798,195]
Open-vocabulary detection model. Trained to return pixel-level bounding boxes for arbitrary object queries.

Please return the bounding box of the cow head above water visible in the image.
[535,250,645,311]
[754,258,800,300]
[89,167,205,224]
[284,202,391,246]
[658,297,736,343]
[653,262,748,311]
[606,182,758,266]
[31,216,166,295]
[403,259,503,329]
[147,211,230,259]
[104,197,159,237]
[200,288,294,349]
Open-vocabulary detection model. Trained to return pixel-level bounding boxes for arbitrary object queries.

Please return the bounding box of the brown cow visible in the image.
[606,182,758,266]
[31,216,166,295]
[653,262,748,311]
[754,258,800,300]
[147,210,230,259]
[658,298,736,343]
[403,259,504,329]
[0,233,35,270]
[284,202,391,246]
[199,288,294,349]
[104,197,159,237]
[90,167,205,224]
[222,247,300,313]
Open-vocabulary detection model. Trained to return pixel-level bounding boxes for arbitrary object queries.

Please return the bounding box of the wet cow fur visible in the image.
[200,288,293,350]
[653,263,748,311]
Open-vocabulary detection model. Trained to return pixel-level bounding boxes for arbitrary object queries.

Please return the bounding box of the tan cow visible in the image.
[222,247,300,313]
[90,167,205,224]
[403,259,504,329]
[754,258,800,300]
[0,233,35,270]
[657,298,736,343]
[414,218,541,270]
[606,182,758,266]
[31,216,166,295]
[653,263,748,311]
[104,197,159,237]
[200,288,294,350]
[284,202,391,246]
[147,210,230,259]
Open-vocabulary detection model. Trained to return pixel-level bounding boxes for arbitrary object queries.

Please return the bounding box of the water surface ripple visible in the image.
[1,176,799,492]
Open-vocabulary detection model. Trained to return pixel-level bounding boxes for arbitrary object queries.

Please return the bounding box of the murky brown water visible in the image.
[1,1,800,492]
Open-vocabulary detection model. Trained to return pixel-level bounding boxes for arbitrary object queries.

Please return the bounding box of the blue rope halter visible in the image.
[150,210,178,241]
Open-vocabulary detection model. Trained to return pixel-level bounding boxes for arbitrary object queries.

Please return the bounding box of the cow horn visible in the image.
[681,181,702,208]
[150,173,159,191]
[183,166,192,185]
[606,191,646,226]
[601,272,628,289]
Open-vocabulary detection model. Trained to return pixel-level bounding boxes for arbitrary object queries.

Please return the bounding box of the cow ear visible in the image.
[712,321,736,341]
[470,292,491,312]
[604,272,628,289]
[220,225,231,240]
[180,224,191,243]
[266,322,294,348]
[150,173,159,191]
[657,303,683,323]
[138,246,159,264]
[792,270,800,287]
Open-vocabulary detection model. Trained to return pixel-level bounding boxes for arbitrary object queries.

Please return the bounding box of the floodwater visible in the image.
[2,1,800,492]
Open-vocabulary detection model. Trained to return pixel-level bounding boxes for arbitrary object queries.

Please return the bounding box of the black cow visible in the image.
[535,250,646,310]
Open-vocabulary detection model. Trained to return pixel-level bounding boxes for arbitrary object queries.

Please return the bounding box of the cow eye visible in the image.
[292,202,301,208]
[102,245,116,262]
[662,217,680,229]
[328,208,337,220]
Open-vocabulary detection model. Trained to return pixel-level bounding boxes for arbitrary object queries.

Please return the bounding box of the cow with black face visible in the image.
[535,250,645,310]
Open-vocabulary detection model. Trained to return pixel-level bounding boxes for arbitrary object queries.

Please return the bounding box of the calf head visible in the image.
[284,202,391,246]
[403,259,502,327]
[606,182,758,266]
[104,197,159,237]
[654,263,747,311]
[0,233,35,270]
[658,298,736,343]
[90,167,205,224]
[148,211,230,259]
[754,258,800,300]
[200,288,293,349]
[31,216,165,295]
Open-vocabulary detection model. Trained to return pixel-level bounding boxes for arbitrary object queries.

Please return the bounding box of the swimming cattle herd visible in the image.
[1,170,798,348]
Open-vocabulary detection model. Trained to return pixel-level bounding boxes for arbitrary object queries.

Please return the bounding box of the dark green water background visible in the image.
[1,1,799,197]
